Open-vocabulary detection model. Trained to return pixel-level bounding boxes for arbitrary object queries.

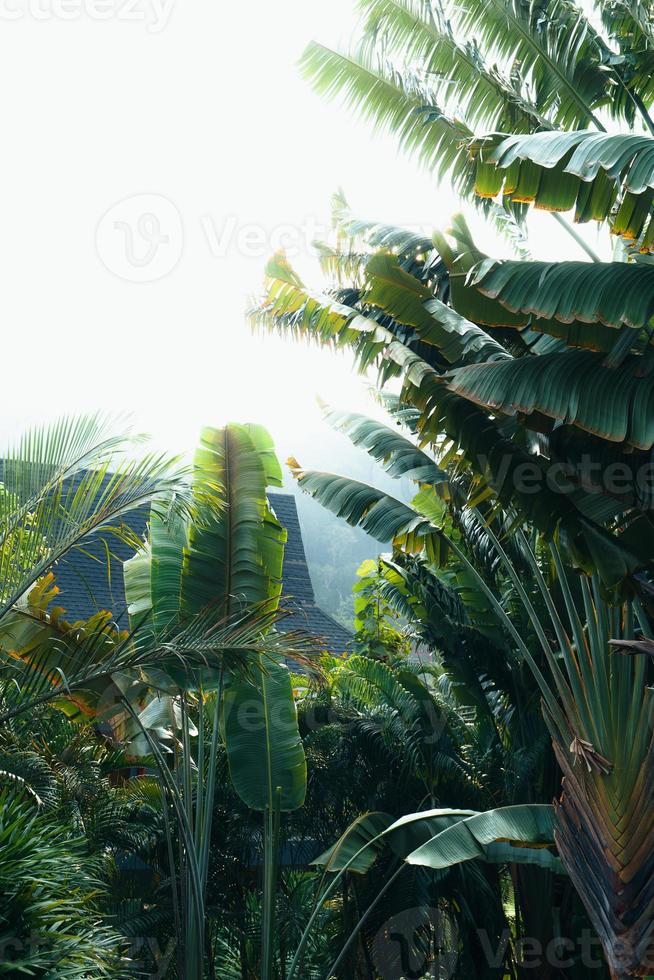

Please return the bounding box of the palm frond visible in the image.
[300,41,476,194]
[358,0,552,131]
[288,463,450,565]
[363,251,511,364]
[449,348,654,449]
[446,0,612,129]
[0,415,189,619]
[321,404,448,485]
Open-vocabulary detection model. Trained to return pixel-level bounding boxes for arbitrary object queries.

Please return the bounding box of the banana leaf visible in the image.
[407,804,563,873]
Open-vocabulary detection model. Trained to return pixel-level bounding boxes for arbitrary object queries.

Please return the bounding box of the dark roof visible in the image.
[268,493,353,653]
[53,492,352,653]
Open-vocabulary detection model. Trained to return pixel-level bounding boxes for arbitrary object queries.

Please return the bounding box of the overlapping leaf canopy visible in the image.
[472,130,654,247]
[253,217,654,588]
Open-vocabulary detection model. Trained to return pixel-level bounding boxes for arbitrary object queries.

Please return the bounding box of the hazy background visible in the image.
[0,0,611,622]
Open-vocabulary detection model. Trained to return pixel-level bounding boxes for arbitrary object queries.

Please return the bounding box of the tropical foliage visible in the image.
[245,0,654,974]
[9,0,654,974]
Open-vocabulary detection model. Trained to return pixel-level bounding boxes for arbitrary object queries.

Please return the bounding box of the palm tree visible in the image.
[0,414,195,722]
[253,201,654,595]
[275,405,607,972]
[0,416,310,979]
[295,651,523,978]
[0,788,135,977]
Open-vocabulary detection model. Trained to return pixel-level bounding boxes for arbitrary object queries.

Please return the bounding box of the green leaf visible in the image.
[257,257,654,587]
[475,130,654,243]
[312,808,479,873]
[433,219,530,330]
[321,405,448,486]
[0,414,187,623]
[311,811,395,873]
[288,463,449,565]
[447,0,611,129]
[299,42,476,197]
[182,424,286,619]
[357,0,548,132]
[126,424,287,635]
[383,808,478,858]
[473,258,654,331]
[364,251,509,365]
[407,804,562,873]
[223,656,306,812]
[449,349,654,449]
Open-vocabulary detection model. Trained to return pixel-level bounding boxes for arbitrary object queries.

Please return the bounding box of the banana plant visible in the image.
[253,0,654,969]
[252,237,654,593]
[122,423,309,980]
[252,0,654,589]
[287,802,560,980]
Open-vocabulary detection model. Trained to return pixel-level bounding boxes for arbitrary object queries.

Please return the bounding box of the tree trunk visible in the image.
[553,740,654,980]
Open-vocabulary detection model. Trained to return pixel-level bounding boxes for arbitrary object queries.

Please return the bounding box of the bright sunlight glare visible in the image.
[0,1,608,462]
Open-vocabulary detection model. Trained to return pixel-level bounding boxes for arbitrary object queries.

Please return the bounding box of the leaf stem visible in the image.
[550,212,601,263]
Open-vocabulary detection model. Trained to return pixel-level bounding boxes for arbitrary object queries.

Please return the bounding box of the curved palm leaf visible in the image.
[407,369,654,587]
[256,255,654,586]
[314,805,562,877]
[223,656,306,812]
[448,349,654,449]
[475,130,654,245]
[311,810,394,873]
[124,423,287,637]
[334,653,421,714]
[446,0,613,130]
[363,251,510,364]
[0,575,301,726]
[472,258,654,331]
[357,0,550,131]
[374,554,516,721]
[320,405,448,486]
[312,809,481,873]
[181,424,285,620]
[251,252,397,371]
[406,804,563,873]
[433,216,530,330]
[0,415,188,621]
[595,0,654,125]
[299,42,476,196]
[287,464,449,565]
[329,188,446,288]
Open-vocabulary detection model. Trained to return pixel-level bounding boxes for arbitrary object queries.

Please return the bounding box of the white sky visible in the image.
[0,0,611,463]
